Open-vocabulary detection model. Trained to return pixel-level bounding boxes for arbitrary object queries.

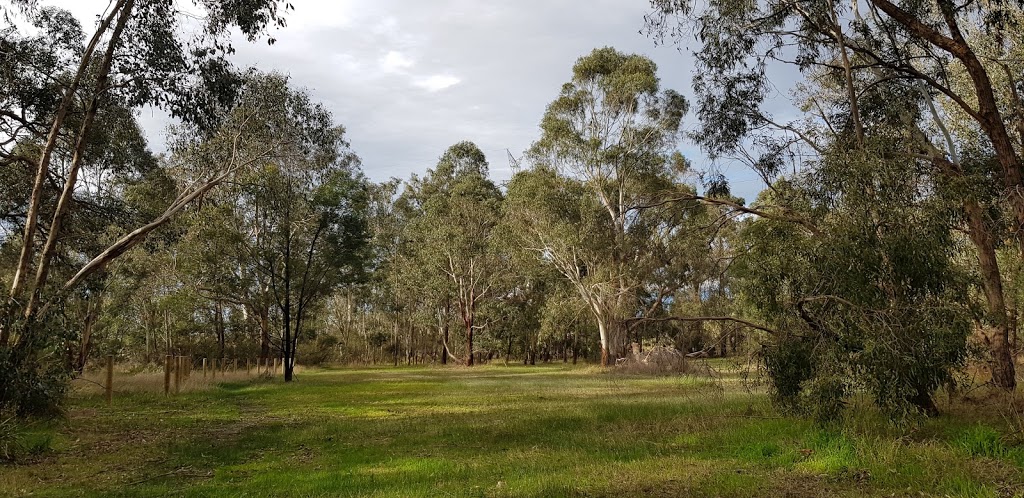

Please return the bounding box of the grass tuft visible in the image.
[955,425,1010,458]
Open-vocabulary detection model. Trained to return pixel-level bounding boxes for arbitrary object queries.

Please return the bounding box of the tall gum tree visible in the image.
[230,74,369,382]
[528,47,689,366]
[504,166,615,365]
[402,142,503,366]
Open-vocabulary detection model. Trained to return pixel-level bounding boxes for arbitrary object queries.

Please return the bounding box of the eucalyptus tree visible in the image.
[647,7,988,414]
[360,178,409,364]
[734,141,972,418]
[1,68,342,412]
[536,287,591,363]
[504,166,609,360]
[652,35,979,416]
[402,142,504,366]
[246,162,369,381]
[1,0,296,415]
[627,191,746,356]
[645,0,1024,209]
[175,198,265,361]
[0,7,80,174]
[207,75,371,382]
[392,178,454,364]
[1,0,292,341]
[492,202,571,364]
[645,0,1024,389]
[526,47,701,366]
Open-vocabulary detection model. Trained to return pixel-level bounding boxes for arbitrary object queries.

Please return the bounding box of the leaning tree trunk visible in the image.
[74,299,99,374]
[871,0,1024,252]
[24,0,136,322]
[2,0,129,347]
[932,153,1017,390]
[965,201,1017,390]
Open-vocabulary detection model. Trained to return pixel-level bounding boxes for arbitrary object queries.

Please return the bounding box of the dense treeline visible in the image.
[2,0,1024,423]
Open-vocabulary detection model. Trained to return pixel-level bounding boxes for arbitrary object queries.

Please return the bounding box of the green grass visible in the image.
[2,363,1023,497]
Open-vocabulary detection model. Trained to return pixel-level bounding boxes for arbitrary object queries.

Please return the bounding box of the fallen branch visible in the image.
[69,377,106,389]
[129,466,213,485]
[625,315,777,336]
[442,340,464,364]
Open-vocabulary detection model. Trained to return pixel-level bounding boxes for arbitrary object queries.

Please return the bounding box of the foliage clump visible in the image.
[0,320,71,419]
[738,140,973,421]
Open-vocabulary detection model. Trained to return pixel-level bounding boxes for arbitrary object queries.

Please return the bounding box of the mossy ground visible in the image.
[3,362,1023,497]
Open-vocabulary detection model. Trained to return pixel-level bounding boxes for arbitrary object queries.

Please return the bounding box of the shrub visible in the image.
[0,319,73,419]
[297,333,340,366]
[736,144,971,422]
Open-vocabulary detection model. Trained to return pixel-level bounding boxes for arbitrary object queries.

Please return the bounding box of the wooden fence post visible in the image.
[164,355,171,396]
[105,355,114,406]
[203,358,207,379]
[174,356,181,394]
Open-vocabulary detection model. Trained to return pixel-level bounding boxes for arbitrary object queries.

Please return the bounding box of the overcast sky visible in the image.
[46,0,783,201]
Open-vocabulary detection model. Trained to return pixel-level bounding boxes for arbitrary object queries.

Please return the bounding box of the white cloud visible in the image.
[380,51,414,73]
[371,17,400,36]
[413,75,461,92]
[284,0,359,29]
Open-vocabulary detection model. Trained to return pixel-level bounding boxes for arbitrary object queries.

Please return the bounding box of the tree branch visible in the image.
[625,315,777,335]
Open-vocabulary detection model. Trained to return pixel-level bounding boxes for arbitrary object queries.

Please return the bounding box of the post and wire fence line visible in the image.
[89,355,289,404]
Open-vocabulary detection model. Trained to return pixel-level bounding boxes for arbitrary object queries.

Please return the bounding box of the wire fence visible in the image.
[75,356,292,403]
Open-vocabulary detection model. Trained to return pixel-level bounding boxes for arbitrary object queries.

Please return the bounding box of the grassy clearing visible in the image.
[3,363,1024,497]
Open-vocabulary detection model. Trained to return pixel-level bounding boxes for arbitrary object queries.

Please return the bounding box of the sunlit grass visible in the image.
[2,363,1023,497]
